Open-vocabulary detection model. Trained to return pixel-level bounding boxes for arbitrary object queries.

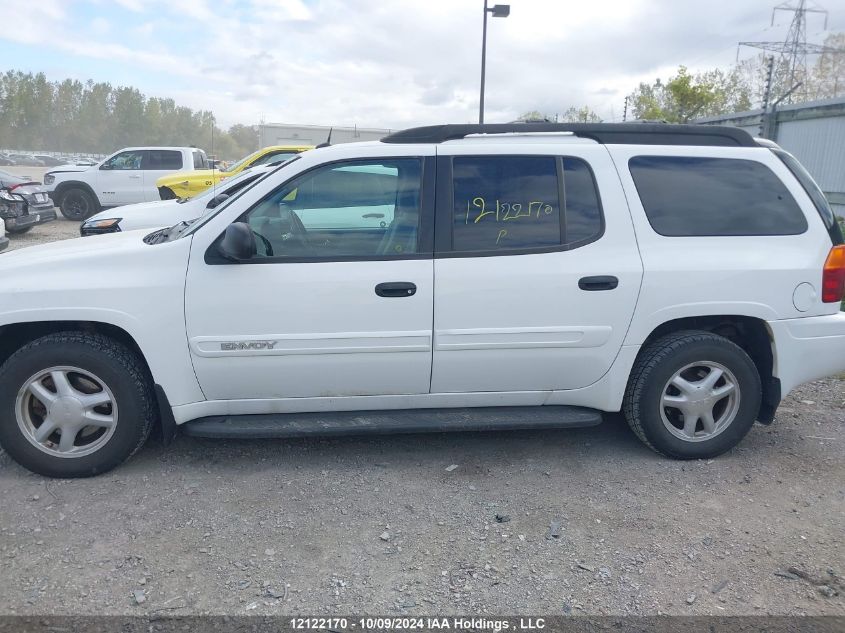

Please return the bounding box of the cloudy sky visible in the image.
[1,0,843,129]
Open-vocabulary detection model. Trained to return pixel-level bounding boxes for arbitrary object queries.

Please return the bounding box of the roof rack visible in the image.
[381,123,758,147]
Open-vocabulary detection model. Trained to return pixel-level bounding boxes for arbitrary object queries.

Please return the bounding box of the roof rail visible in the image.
[381,123,758,147]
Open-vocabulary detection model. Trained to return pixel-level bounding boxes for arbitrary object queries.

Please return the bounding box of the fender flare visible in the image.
[53,180,101,209]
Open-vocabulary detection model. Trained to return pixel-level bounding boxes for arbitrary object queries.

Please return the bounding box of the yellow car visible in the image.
[155,145,312,199]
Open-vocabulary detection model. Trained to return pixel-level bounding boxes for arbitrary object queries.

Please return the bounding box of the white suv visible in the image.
[1,123,844,478]
[43,146,209,220]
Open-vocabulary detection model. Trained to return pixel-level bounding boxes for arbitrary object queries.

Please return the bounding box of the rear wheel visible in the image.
[59,188,99,220]
[0,332,155,477]
[623,331,761,459]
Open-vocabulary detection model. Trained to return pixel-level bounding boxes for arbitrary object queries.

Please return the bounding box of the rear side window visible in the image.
[145,150,183,170]
[450,156,602,252]
[629,156,807,236]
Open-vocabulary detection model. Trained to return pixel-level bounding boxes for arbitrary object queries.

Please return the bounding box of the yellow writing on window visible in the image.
[464,197,554,225]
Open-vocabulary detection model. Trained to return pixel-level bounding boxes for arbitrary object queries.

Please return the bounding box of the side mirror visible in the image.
[206,193,230,209]
[217,222,256,261]
[99,163,112,170]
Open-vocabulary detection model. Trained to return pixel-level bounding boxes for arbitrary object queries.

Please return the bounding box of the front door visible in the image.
[430,146,643,394]
[184,156,435,402]
[97,149,146,206]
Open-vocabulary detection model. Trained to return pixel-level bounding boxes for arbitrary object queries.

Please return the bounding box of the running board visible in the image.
[180,406,603,439]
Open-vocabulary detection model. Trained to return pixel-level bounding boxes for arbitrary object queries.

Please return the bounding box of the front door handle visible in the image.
[375,282,417,298]
[578,275,619,291]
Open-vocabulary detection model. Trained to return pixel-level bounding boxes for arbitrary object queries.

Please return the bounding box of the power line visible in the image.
[738,0,842,103]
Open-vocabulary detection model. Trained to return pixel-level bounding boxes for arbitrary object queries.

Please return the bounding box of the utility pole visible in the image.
[478,1,510,124]
[759,56,775,137]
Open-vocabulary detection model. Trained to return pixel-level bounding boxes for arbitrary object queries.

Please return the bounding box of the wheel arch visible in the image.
[53,181,100,207]
[0,320,174,433]
[636,315,778,424]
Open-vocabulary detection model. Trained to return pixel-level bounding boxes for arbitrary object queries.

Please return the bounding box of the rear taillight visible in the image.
[822,245,845,303]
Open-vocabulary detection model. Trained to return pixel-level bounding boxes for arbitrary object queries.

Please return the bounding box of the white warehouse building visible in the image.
[257,123,393,147]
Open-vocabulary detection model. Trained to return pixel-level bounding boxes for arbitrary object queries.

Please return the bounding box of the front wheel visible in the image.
[6,226,32,235]
[59,188,99,220]
[623,331,761,459]
[0,332,156,477]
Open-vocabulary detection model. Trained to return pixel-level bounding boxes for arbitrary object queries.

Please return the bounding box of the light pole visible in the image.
[479,0,510,124]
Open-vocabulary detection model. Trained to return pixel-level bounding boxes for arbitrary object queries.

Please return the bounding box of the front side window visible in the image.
[102,150,144,170]
[193,151,207,169]
[145,150,183,170]
[629,156,808,236]
[241,159,422,259]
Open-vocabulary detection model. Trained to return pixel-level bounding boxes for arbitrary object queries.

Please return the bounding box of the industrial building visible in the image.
[697,96,845,218]
[257,123,393,147]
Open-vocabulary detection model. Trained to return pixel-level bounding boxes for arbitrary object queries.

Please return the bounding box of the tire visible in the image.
[59,187,99,220]
[0,332,155,477]
[6,226,32,235]
[623,330,761,459]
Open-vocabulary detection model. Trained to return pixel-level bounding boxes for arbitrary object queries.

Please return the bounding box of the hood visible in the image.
[157,169,231,186]
[0,230,167,271]
[48,164,93,174]
[87,199,177,223]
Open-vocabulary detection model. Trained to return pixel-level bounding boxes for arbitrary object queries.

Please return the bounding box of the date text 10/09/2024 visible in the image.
[289,617,547,631]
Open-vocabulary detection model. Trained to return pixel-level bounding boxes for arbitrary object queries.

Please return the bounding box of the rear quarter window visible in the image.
[629,156,808,236]
[146,150,183,171]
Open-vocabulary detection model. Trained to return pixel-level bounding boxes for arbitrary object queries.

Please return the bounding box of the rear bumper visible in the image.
[769,312,845,397]
[2,207,56,230]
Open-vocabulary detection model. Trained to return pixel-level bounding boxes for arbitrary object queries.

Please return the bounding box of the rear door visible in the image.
[143,150,185,201]
[430,143,643,394]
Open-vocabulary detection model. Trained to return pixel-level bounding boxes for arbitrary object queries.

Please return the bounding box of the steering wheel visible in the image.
[252,230,274,256]
[280,207,311,251]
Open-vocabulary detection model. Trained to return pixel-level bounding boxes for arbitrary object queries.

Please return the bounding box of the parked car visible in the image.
[155,145,311,200]
[0,122,844,478]
[8,154,45,167]
[80,165,278,236]
[0,169,57,233]
[33,154,67,167]
[0,219,8,252]
[42,147,210,220]
[0,153,17,166]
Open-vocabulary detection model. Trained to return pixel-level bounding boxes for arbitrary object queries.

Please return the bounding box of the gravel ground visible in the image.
[0,194,842,617]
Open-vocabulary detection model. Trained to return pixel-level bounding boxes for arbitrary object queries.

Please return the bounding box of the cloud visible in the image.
[2,0,844,128]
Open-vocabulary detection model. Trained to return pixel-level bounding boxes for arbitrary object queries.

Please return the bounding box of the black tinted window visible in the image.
[629,156,807,236]
[192,151,207,169]
[452,156,561,251]
[145,150,183,170]
[562,157,602,244]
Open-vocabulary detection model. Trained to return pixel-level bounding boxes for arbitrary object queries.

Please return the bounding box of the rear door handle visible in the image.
[375,282,417,298]
[578,275,619,291]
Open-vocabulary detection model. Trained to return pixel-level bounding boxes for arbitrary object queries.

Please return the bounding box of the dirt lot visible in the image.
[0,192,842,617]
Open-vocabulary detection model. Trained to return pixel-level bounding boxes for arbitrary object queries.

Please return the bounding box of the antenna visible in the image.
[738,0,842,104]
[315,127,333,149]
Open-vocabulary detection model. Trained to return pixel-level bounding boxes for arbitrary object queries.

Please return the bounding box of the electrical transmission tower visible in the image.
[738,0,840,102]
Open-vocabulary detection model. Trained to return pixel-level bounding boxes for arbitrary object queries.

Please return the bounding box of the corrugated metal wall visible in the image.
[775,117,845,195]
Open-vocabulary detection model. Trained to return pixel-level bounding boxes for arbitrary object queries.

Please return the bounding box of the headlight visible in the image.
[0,190,20,201]
[83,218,122,230]
[44,173,55,185]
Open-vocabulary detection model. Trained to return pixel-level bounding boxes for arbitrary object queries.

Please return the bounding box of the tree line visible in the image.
[523,32,844,124]
[0,70,259,159]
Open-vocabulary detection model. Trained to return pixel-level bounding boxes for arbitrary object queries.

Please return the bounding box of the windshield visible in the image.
[170,156,301,241]
[221,150,262,173]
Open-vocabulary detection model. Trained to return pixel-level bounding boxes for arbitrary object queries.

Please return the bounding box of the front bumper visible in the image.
[769,312,845,397]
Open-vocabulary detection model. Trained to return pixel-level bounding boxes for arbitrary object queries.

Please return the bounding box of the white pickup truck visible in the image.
[43,147,209,220]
